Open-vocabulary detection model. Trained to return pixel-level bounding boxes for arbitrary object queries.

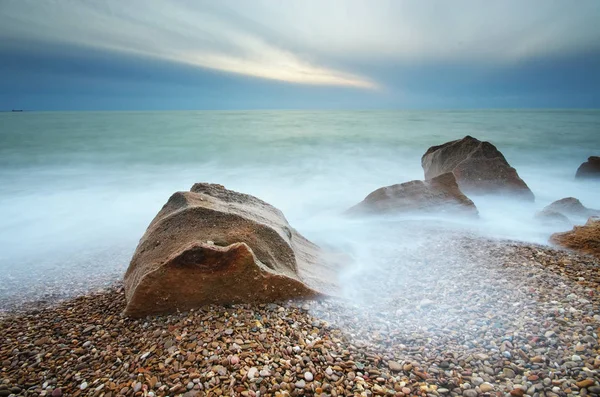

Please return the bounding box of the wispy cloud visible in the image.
[1,0,599,109]
[0,0,377,89]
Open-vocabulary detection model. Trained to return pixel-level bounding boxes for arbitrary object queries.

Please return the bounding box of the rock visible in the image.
[536,197,599,224]
[534,209,572,227]
[545,197,599,218]
[480,383,494,393]
[124,183,336,316]
[295,380,306,389]
[388,361,402,372]
[421,135,534,200]
[247,367,258,380]
[576,156,600,179]
[577,379,596,388]
[34,337,50,346]
[347,172,478,216]
[463,389,478,397]
[503,368,516,378]
[51,389,62,397]
[550,217,600,258]
[304,372,313,381]
[510,388,525,397]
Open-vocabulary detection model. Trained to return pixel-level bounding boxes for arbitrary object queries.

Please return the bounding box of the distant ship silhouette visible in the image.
[11,109,23,112]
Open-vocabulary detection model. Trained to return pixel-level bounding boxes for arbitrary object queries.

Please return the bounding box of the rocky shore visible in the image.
[1,238,599,397]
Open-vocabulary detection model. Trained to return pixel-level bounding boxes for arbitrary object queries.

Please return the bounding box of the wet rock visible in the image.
[124,183,336,316]
[347,172,478,217]
[543,197,599,219]
[575,156,600,179]
[421,135,534,200]
[550,217,600,258]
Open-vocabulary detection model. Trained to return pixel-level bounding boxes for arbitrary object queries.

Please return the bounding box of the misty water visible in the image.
[0,109,599,311]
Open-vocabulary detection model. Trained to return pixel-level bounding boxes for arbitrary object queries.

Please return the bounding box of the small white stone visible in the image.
[247,367,258,379]
[79,382,88,390]
[304,372,314,382]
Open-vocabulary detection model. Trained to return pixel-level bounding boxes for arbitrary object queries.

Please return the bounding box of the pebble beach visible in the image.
[1,238,599,397]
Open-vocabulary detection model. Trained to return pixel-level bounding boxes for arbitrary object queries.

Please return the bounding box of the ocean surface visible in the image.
[1,109,599,310]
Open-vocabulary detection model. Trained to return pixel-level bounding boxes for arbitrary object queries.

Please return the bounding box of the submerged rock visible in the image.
[347,172,478,216]
[421,135,534,200]
[575,156,600,179]
[534,209,572,228]
[550,217,600,258]
[124,183,335,317]
[538,197,599,221]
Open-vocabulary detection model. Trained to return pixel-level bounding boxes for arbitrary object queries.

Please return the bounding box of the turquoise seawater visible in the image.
[0,110,599,308]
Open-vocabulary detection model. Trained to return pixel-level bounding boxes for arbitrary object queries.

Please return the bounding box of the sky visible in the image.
[1,0,600,110]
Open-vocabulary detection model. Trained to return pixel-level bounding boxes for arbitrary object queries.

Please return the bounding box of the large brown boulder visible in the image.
[347,172,478,216]
[575,156,600,179]
[550,217,600,258]
[124,183,335,317]
[421,136,534,201]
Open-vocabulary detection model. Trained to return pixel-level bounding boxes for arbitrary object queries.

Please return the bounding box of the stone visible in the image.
[534,209,572,227]
[510,388,525,397]
[133,382,142,393]
[421,135,534,200]
[295,380,306,389]
[577,380,595,388]
[124,183,337,316]
[388,360,402,372]
[480,383,494,393]
[304,372,313,381]
[51,389,62,397]
[247,367,258,379]
[542,197,599,219]
[576,156,600,179]
[346,172,478,216]
[503,368,516,378]
[550,217,600,258]
[463,389,478,397]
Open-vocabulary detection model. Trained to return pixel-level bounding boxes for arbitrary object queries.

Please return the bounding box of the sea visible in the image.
[1,109,599,311]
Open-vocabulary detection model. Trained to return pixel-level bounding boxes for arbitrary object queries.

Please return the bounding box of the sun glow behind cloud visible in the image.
[0,0,377,89]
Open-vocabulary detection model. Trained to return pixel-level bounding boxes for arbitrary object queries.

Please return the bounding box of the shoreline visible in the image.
[1,239,599,397]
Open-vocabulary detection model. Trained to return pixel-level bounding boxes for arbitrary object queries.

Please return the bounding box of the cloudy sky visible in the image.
[1,0,599,110]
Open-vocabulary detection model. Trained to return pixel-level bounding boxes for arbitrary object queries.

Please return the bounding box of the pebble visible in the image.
[577,380,596,388]
[480,383,494,392]
[0,240,599,397]
[132,382,142,393]
[247,367,258,379]
[463,390,478,397]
